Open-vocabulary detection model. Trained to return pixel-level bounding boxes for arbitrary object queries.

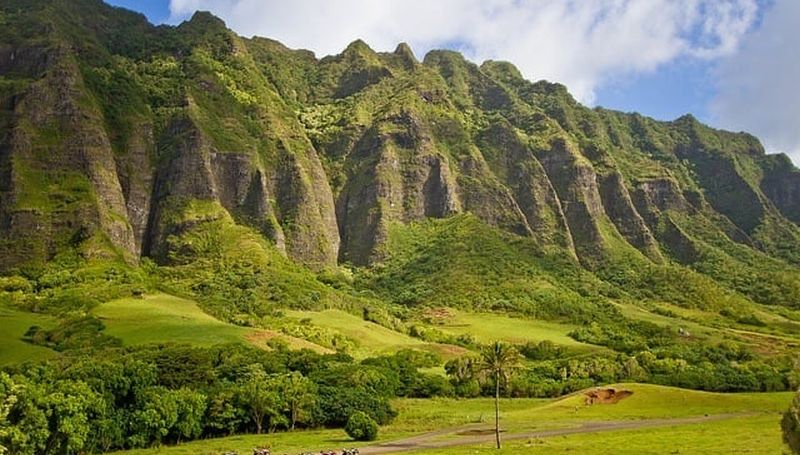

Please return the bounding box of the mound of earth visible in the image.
[585,388,633,405]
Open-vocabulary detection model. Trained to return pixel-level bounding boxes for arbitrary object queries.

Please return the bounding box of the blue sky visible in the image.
[106,0,799,163]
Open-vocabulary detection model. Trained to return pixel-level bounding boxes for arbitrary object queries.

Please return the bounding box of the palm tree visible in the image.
[479,341,522,449]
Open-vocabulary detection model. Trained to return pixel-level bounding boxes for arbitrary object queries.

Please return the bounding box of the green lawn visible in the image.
[412,414,786,454]
[392,383,791,433]
[284,309,469,359]
[110,384,793,455]
[94,294,329,352]
[0,305,58,365]
[424,311,600,352]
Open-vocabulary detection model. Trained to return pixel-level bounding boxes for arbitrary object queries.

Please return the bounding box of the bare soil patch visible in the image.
[584,388,633,405]
[456,428,506,436]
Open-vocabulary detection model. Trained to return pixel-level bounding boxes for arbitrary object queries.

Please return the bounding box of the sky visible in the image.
[106,0,799,164]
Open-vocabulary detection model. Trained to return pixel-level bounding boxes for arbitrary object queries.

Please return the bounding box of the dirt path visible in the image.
[359,413,754,454]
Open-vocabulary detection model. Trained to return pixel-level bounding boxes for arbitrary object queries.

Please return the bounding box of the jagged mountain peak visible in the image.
[0,0,799,294]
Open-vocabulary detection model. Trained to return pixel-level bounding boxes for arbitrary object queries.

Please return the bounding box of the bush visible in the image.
[784,390,800,454]
[345,411,378,441]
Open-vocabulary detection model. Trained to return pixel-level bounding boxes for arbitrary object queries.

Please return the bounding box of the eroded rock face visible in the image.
[273,143,340,269]
[0,46,137,268]
[477,123,575,256]
[115,121,155,256]
[676,145,765,236]
[761,160,800,224]
[598,172,662,262]
[632,178,690,218]
[145,117,338,268]
[2,3,800,275]
[535,137,609,266]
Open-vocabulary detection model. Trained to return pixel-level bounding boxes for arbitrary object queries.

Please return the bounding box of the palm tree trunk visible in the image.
[495,370,501,449]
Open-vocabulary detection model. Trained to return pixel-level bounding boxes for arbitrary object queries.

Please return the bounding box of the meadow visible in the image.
[0,304,58,364]
[110,384,792,455]
[284,309,468,359]
[95,294,330,352]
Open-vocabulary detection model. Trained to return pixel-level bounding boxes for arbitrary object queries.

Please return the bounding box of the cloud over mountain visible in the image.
[168,0,758,104]
[711,0,800,163]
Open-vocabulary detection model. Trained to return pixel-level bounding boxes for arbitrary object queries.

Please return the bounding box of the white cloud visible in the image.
[168,0,758,105]
[711,0,800,164]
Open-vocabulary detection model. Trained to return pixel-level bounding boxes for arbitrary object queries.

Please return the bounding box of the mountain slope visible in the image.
[1,0,799,338]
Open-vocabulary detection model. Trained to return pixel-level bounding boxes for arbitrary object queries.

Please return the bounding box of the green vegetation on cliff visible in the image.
[1,1,799,453]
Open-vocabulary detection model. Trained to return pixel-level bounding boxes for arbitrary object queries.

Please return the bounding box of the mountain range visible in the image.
[1,0,799,338]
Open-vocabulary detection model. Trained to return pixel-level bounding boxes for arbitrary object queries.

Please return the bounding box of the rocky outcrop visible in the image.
[114,121,155,255]
[761,155,800,224]
[145,116,338,268]
[0,45,137,268]
[273,142,340,269]
[1,3,799,277]
[336,128,404,265]
[335,114,463,265]
[477,122,575,255]
[535,137,610,266]
[598,172,662,262]
[676,145,764,236]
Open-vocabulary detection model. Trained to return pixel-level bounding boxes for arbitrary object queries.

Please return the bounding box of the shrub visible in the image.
[344,411,378,441]
[784,390,800,454]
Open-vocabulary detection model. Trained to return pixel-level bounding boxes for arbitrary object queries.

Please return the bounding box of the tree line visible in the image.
[0,337,797,455]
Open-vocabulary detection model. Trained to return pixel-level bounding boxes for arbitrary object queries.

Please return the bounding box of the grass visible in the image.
[284,309,469,359]
[0,305,58,365]
[109,383,793,455]
[392,383,792,433]
[412,414,786,454]
[422,310,599,352]
[94,293,329,352]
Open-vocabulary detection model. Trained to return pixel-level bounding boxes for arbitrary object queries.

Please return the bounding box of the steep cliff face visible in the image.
[1,0,799,294]
[0,44,137,268]
[761,154,800,225]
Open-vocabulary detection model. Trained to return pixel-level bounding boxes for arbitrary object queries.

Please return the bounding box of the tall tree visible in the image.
[479,342,522,449]
[274,372,316,430]
[239,371,281,434]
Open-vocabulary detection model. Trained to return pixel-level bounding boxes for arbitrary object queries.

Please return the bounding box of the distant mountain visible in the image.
[1,0,799,320]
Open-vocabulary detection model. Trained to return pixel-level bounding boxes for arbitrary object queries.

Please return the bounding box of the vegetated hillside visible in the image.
[1,0,799,372]
[3,2,800,454]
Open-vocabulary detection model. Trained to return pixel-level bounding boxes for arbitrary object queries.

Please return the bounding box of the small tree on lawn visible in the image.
[479,341,522,450]
[345,411,378,441]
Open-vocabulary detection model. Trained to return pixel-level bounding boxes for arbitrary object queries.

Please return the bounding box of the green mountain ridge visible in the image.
[3,2,800,453]
[1,0,799,345]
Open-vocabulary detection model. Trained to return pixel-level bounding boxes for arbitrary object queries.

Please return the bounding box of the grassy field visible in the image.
[0,305,58,364]
[95,294,329,352]
[110,384,793,455]
[420,310,600,352]
[284,309,469,359]
[411,414,786,454]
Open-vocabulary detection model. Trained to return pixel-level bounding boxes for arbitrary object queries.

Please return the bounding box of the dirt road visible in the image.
[359,413,753,454]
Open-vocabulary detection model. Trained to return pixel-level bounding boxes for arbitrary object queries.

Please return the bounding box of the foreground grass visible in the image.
[0,305,57,364]
[412,414,786,454]
[111,384,793,455]
[95,294,329,352]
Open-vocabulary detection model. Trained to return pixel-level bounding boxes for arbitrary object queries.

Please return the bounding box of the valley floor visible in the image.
[112,384,792,455]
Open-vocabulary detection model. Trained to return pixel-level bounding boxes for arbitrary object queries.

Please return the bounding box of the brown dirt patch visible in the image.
[424,343,471,360]
[245,330,333,354]
[422,308,454,324]
[584,388,633,405]
[455,428,506,436]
